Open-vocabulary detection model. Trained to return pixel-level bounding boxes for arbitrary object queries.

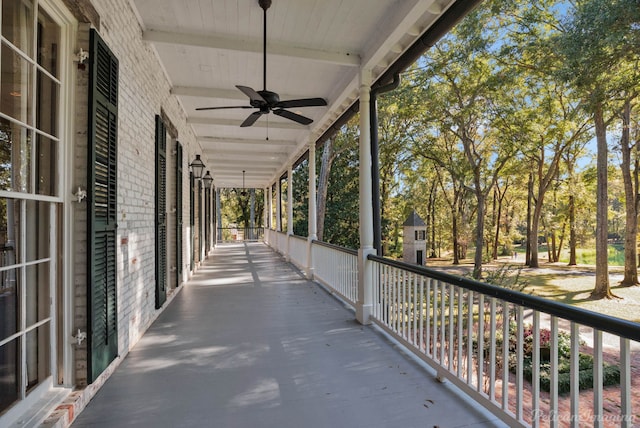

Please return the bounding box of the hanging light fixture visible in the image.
[202,170,213,189]
[240,170,247,196]
[189,154,205,179]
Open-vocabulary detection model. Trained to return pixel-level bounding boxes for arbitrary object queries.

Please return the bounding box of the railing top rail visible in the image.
[311,239,358,256]
[290,234,307,242]
[368,254,640,342]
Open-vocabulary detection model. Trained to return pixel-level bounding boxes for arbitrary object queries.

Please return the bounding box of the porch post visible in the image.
[267,185,272,241]
[216,188,221,242]
[286,165,293,260]
[357,68,376,325]
[307,141,317,278]
[276,179,282,232]
[264,187,269,242]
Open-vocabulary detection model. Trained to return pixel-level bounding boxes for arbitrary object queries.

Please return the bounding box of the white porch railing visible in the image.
[266,230,288,254]
[288,235,308,269]
[262,234,638,426]
[311,240,358,306]
[369,255,639,428]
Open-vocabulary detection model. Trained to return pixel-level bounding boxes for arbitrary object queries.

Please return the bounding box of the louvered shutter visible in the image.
[155,115,167,308]
[87,29,118,384]
[176,142,183,287]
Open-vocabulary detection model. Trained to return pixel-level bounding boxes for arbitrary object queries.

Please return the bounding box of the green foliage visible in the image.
[508,325,620,394]
[292,159,309,237]
[322,118,360,249]
[467,263,529,291]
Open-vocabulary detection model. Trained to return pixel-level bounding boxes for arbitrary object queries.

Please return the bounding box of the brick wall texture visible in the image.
[73,0,203,386]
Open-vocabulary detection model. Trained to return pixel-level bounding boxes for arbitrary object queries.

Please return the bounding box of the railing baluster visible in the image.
[433,280,439,361]
[502,301,509,411]
[396,267,401,335]
[448,283,454,372]
[570,322,579,428]
[593,329,603,428]
[620,337,631,428]
[391,267,396,332]
[516,305,524,422]
[458,287,464,379]
[532,311,540,428]
[467,290,473,385]
[550,316,559,428]
[426,278,431,357]
[384,265,389,326]
[402,269,407,340]
[489,297,497,402]
[411,275,418,345]
[440,279,446,365]
[419,276,424,353]
[477,293,485,393]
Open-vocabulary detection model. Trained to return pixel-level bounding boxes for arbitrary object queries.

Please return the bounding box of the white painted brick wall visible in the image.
[72,0,203,385]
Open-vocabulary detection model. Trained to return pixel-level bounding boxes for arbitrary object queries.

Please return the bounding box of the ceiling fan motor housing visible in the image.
[258,0,272,11]
[254,90,280,108]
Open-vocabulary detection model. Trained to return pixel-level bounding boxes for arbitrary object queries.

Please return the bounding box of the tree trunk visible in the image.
[473,189,485,279]
[492,187,499,260]
[592,103,613,299]
[568,195,577,265]
[529,189,543,268]
[620,99,638,286]
[316,138,334,241]
[525,172,533,266]
[555,221,566,262]
[452,206,460,265]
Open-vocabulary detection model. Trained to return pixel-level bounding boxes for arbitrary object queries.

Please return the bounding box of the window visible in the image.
[0,0,62,414]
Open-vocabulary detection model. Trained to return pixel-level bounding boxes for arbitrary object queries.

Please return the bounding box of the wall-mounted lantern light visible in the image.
[190,154,206,179]
[202,170,214,189]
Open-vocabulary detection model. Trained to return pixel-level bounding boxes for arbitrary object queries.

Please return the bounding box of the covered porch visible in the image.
[71,242,500,427]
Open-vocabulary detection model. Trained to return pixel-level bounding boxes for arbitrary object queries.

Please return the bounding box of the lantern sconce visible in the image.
[202,170,214,189]
[190,154,206,180]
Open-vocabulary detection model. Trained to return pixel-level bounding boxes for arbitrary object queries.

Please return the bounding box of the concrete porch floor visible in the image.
[72,242,504,428]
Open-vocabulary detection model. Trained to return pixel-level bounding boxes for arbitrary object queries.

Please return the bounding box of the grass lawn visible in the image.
[428,256,640,323]
[521,266,640,323]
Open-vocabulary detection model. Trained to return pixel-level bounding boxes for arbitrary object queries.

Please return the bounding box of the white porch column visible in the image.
[287,166,294,235]
[216,188,221,242]
[307,142,317,278]
[286,166,294,261]
[357,69,375,325]
[276,179,282,232]
[266,185,272,243]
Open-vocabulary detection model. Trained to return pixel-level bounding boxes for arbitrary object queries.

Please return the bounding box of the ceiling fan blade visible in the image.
[273,109,313,125]
[240,111,264,127]
[195,105,254,111]
[275,97,327,109]
[236,85,266,103]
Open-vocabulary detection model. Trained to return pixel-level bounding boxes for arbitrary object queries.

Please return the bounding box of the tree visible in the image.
[556,0,640,298]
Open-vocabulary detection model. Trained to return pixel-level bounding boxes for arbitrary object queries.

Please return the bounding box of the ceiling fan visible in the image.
[196,0,328,127]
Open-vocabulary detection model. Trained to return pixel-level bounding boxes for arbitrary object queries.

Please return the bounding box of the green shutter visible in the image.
[87,29,118,384]
[155,115,167,308]
[204,186,210,250]
[176,142,183,287]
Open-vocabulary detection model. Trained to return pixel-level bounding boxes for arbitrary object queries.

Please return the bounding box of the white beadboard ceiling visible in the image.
[130,0,459,189]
